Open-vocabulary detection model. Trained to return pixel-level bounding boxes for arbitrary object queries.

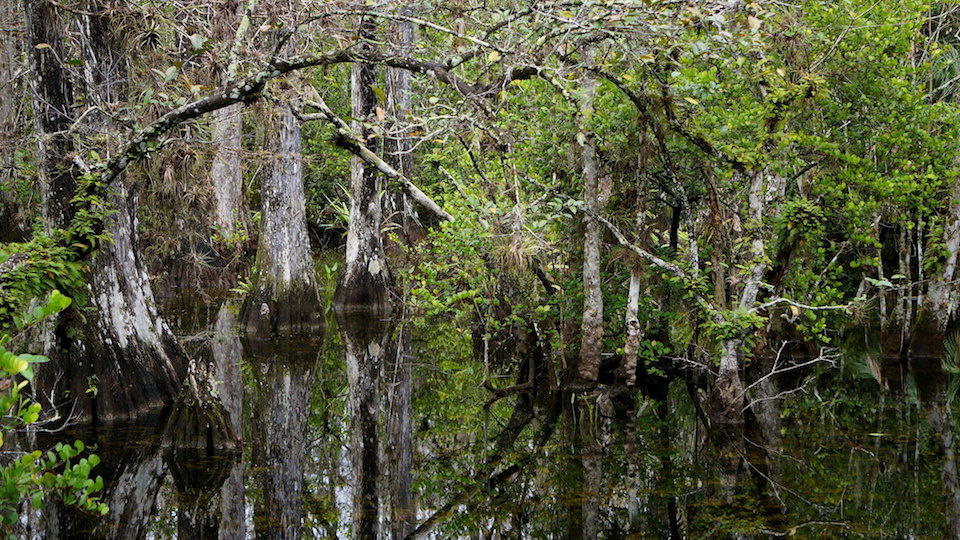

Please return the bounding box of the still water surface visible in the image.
[30,293,960,538]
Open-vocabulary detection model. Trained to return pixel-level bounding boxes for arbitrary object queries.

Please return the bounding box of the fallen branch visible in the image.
[300,97,454,223]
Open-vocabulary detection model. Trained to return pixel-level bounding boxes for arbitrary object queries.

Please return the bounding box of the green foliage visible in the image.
[0,292,107,535]
[0,240,86,331]
[703,309,766,344]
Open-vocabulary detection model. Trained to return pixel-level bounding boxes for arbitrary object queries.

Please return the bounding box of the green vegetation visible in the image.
[8,0,960,536]
[0,292,105,536]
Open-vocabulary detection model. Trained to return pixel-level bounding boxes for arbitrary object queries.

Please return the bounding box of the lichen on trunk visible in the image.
[577,58,603,384]
[39,182,188,421]
[240,102,322,337]
[334,19,394,315]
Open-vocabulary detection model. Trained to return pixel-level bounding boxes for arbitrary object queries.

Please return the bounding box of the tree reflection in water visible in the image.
[246,334,320,539]
[30,294,960,538]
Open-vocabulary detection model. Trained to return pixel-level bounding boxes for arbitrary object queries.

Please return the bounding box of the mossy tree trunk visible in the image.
[577,61,603,384]
[910,174,960,358]
[334,18,393,315]
[208,0,247,250]
[25,0,190,421]
[0,0,26,242]
[240,101,322,337]
[23,4,236,449]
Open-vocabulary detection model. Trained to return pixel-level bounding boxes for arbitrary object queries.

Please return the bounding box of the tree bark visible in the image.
[209,0,246,244]
[622,268,642,387]
[240,102,322,337]
[24,0,74,232]
[65,3,188,421]
[0,0,25,241]
[25,2,237,442]
[209,103,245,241]
[334,18,393,315]
[578,63,603,383]
[385,13,424,246]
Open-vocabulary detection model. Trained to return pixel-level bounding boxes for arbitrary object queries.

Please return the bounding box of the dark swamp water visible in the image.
[19,291,960,539]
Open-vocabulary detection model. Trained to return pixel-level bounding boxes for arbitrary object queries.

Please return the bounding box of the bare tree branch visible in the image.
[300,97,454,223]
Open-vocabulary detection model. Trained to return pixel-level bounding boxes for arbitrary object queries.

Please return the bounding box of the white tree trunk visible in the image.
[209,104,245,240]
[335,21,393,313]
[209,0,246,241]
[622,268,642,387]
[241,102,321,336]
[578,62,603,383]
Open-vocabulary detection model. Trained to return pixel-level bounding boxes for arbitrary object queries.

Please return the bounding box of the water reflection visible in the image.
[29,293,960,538]
[245,335,320,539]
[166,449,235,539]
[40,415,168,539]
[912,356,960,539]
[384,323,414,539]
[211,303,247,539]
[337,312,390,539]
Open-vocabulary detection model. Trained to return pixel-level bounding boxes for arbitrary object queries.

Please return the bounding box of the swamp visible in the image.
[2,0,960,538]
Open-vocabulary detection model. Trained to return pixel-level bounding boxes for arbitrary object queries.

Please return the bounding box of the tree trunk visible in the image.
[385,13,424,246]
[208,0,246,245]
[209,105,245,241]
[0,0,26,241]
[24,0,74,232]
[622,268,642,387]
[334,19,393,314]
[383,14,416,539]
[51,3,188,421]
[240,102,322,337]
[578,64,603,383]
[26,2,236,445]
[911,175,960,358]
[714,170,783,424]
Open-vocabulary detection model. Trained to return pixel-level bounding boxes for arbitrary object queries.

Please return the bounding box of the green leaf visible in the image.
[369,85,386,105]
